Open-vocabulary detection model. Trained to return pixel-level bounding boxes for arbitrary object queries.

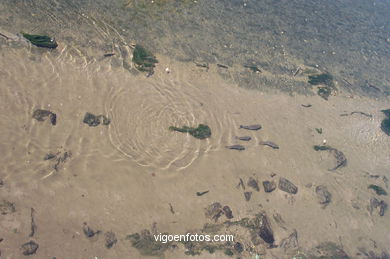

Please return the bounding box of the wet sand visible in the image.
[0,40,389,258]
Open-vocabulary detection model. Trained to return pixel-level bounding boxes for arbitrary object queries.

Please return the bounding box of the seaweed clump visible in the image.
[132,44,158,72]
[308,73,334,100]
[22,33,58,48]
[380,109,390,136]
[169,124,211,139]
[368,184,387,196]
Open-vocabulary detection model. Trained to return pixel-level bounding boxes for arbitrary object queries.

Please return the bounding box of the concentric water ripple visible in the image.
[107,75,237,170]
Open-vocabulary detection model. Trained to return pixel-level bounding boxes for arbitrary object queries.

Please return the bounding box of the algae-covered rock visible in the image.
[132,44,158,72]
[83,112,110,127]
[169,124,211,139]
[279,177,298,194]
[32,109,57,125]
[368,184,387,196]
[22,33,58,48]
[381,109,390,136]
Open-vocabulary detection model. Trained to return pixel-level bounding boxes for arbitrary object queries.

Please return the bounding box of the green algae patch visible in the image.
[368,184,387,196]
[313,145,330,151]
[169,124,211,139]
[22,33,58,48]
[308,73,334,100]
[381,109,390,136]
[132,44,158,72]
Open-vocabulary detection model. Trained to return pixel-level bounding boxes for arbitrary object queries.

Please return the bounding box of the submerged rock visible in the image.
[226,145,245,151]
[239,124,262,130]
[368,184,387,196]
[315,185,332,207]
[380,109,390,136]
[22,33,58,48]
[278,177,298,194]
[259,141,279,149]
[83,112,110,127]
[21,241,39,256]
[244,191,252,201]
[313,145,347,171]
[247,177,260,191]
[82,222,100,238]
[169,124,211,139]
[222,206,234,219]
[32,109,57,125]
[205,202,223,222]
[105,231,117,248]
[235,136,252,141]
[263,181,276,193]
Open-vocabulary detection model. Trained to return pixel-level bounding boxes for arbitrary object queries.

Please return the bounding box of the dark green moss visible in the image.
[368,185,387,196]
[169,124,211,139]
[132,44,158,72]
[313,145,331,151]
[22,33,58,48]
[308,73,333,86]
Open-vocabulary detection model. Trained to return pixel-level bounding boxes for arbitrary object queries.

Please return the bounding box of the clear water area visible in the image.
[1,0,390,258]
[1,0,390,95]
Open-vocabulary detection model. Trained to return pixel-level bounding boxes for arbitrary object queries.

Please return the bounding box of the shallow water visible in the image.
[1,0,390,258]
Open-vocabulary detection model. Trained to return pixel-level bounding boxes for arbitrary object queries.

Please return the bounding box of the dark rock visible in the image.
[83,222,100,238]
[247,177,260,191]
[225,145,245,151]
[258,214,275,244]
[259,141,279,149]
[21,241,39,256]
[32,109,56,125]
[234,242,244,253]
[83,113,110,127]
[22,33,57,48]
[222,206,234,219]
[105,231,117,248]
[278,177,298,194]
[239,124,262,130]
[244,191,252,201]
[205,202,223,222]
[235,136,251,141]
[196,191,209,196]
[368,184,387,196]
[369,198,387,216]
[0,200,15,215]
[263,181,276,193]
[316,185,332,207]
[380,109,390,136]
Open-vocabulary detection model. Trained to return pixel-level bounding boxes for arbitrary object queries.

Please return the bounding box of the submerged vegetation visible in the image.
[132,44,158,72]
[22,33,58,48]
[381,109,390,136]
[169,124,211,139]
[308,73,334,100]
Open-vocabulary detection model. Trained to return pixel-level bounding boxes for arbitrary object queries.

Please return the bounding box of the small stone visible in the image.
[234,242,244,253]
[248,177,260,191]
[244,191,252,201]
[263,181,276,193]
[83,222,100,238]
[32,109,56,125]
[278,177,298,194]
[222,206,234,219]
[105,231,117,248]
[21,241,39,256]
[83,112,100,127]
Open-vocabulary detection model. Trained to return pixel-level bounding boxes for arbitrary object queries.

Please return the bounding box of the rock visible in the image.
[259,141,279,149]
[32,109,56,125]
[169,124,211,139]
[22,33,57,48]
[83,112,110,127]
[235,136,251,141]
[369,198,387,216]
[258,214,275,245]
[0,200,15,215]
[280,230,298,251]
[368,184,387,196]
[105,231,117,248]
[21,241,39,256]
[225,145,245,151]
[316,185,332,207]
[205,202,223,222]
[43,153,56,160]
[239,124,262,130]
[244,191,252,201]
[247,177,260,191]
[313,145,347,171]
[278,177,298,194]
[222,206,234,219]
[263,181,276,193]
[380,109,390,136]
[83,222,100,238]
[234,242,244,253]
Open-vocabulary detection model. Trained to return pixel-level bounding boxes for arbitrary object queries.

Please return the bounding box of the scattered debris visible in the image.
[368,185,387,196]
[22,33,57,48]
[263,181,276,193]
[83,112,110,127]
[278,177,298,194]
[315,185,332,208]
[0,200,15,215]
[21,240,39,256]
[169,124,211,139]
[83,222,101,238]
[259,141,279,149]
[239,124,262,130]
[32,109,57,125]
[235,136,252,141]
[244,191,252,201]
[105,231,117,248]
[132,45,158,73]
[225,145,245,151]
[196,191,209,196]
[248,177,260,191]
[29,208,37,238]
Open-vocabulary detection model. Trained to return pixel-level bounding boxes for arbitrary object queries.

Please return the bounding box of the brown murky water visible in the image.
[1,1,390,258]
